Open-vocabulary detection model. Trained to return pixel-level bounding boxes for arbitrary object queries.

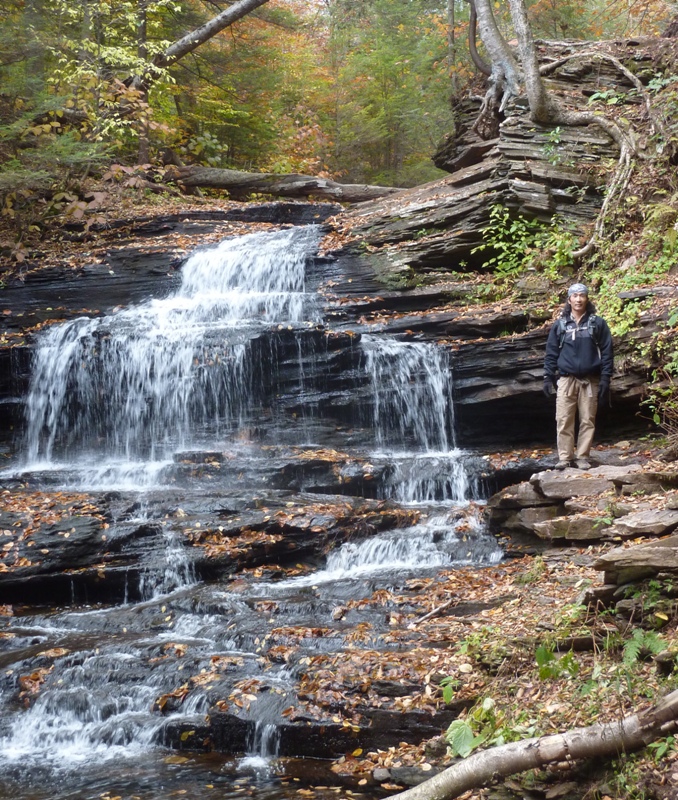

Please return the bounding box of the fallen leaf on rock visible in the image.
[37,648,70,658]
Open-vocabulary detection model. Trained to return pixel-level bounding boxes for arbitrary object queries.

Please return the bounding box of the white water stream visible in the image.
[0,224,501,797]
[22,225,321,473]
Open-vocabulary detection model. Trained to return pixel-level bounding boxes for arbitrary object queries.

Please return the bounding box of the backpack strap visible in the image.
[588,314,599,346]
[558,315,600,349]
[557,318,568,349]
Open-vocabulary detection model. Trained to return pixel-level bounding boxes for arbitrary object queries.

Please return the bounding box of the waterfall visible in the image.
[361,335,469,502]
[0,646,192,766]
[23,226,321,470]
[362,335,453,452]
[138,528,197,599]
[0,222,505,800]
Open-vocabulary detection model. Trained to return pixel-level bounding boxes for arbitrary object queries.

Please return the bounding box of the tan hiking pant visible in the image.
[556,375,600,461]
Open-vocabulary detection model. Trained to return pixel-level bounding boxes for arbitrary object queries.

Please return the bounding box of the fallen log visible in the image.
[390,689,678,800]
[164,165,400,203]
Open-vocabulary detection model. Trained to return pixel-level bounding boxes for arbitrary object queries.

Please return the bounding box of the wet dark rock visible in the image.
[370,680,421,697]
[0,489,418,605]
[390,765,442,787]
[220,201,341,226]
[200,704,469,759]
[2,250,183,328]
[161,716,221,752]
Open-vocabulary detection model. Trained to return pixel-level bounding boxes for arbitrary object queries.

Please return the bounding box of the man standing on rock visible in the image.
[543,283,614,470]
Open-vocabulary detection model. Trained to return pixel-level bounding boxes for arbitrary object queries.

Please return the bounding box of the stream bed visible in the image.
[0,224,502,799]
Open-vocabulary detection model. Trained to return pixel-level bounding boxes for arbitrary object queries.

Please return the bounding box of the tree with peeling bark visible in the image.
[389,689,678,800]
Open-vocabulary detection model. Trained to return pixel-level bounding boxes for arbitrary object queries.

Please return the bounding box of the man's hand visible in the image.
[543,376,557,398]
[598,378,610,404]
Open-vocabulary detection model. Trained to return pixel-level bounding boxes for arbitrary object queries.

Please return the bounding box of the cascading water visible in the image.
[362,335,452,452]
[362,334,469,503]
[22,225,321,474]
[0,222,503,800]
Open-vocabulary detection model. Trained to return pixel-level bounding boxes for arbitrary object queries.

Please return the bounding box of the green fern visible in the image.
[623,629,664,665]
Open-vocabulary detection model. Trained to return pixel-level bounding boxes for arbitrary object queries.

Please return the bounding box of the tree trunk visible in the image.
[136,0,150,165]
[505,0,557,123]
[467,0,491,77]
[164,166,399,203]
[153,0,272,70]
[447,0,457,89]
[390,689,678,800]
[471,0,520,103]
[469,0,521,138]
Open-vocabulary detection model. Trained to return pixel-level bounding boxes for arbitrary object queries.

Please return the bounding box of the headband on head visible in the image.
[567,283,588,297]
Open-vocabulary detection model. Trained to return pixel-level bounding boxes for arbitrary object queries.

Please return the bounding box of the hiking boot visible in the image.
[574,458,592,470]
[555,459,572,470]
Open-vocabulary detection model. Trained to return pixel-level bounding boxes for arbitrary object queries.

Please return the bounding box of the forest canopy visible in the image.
[1,0,675,200]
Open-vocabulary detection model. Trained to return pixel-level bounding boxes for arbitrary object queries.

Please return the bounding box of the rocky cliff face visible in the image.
[5,38,678,453]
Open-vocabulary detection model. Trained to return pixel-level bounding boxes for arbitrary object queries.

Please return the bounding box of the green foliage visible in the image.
[586,189,678,439]
[588,88,627,106]
[446,697,539,758]
[535,644,580,680]
[543,126,567,166]
[622,628,665,666]
[439,676,461,704]
[588,195,677,339]
[473,205,544,277]
[325,0,457,185]
[445,698,501,757]
[647,74,678,93]
[445,719,478,758]
[578,662,607,697]
[647,735,676,761]
[472,205,576,278]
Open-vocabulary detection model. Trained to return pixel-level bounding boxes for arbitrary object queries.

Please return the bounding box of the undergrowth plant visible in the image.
[622,628,665,665]
[446,697,536,758]
[472,205,576,279]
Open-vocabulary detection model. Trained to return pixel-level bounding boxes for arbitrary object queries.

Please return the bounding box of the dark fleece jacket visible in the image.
[544,302,613,381]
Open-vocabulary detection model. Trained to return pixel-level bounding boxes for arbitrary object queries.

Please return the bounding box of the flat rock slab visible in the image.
[533,513,610,541]
[487,482,555,509]
[594,534,678,584]
[607,509,678,539]
[618,470,678,495]
[531,465,643,501]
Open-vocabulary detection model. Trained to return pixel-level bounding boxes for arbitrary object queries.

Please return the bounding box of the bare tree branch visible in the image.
[153,0,272,70]
[389,689,678,800]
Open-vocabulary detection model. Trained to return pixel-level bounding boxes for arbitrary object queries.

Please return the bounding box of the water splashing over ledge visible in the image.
[0,223,503,800]
[22,226,322,469]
